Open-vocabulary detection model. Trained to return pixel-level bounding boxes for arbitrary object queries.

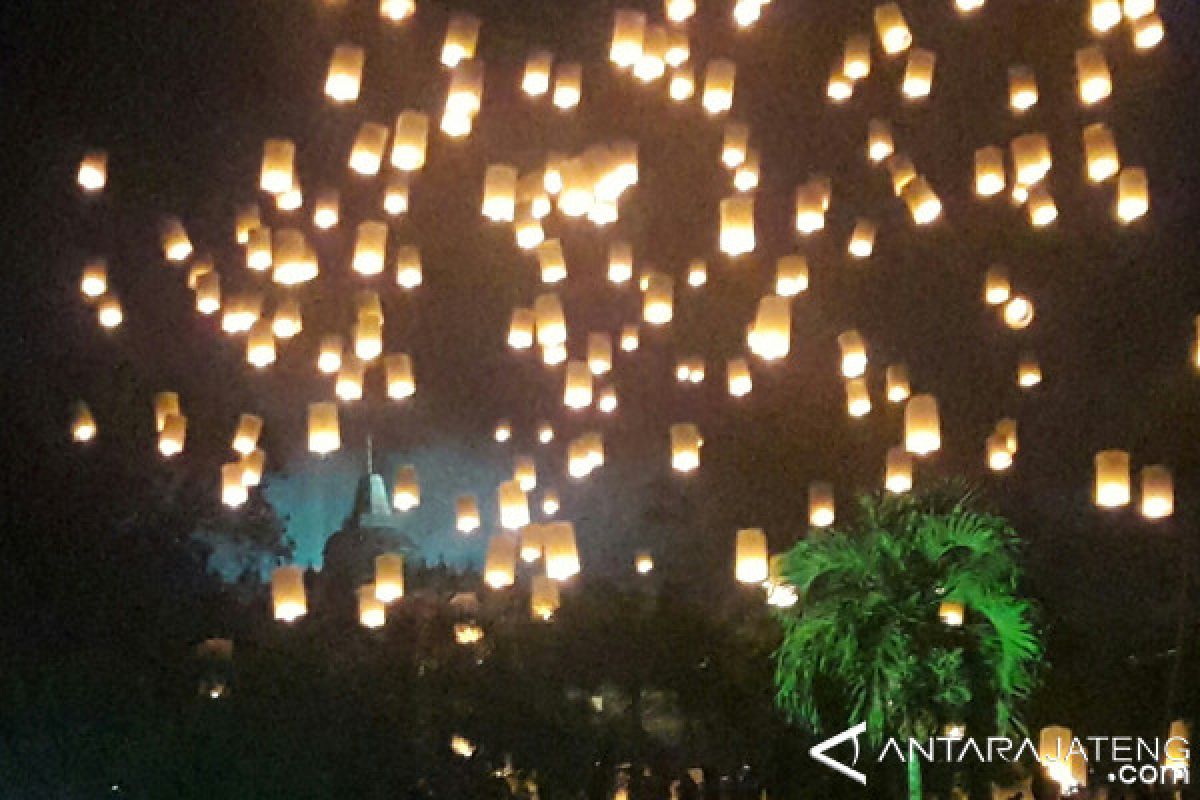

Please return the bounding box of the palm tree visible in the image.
[773,485,1042,800]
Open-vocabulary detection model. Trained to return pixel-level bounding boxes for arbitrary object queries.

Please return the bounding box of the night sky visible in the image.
[6,0,1200,719]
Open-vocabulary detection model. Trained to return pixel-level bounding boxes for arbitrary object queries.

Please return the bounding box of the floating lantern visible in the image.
[536,239,568,284]
[246,320,276,368]
[1089,0,1122,33]
[553,63,582,109]
[508,308,534,350]
[719,195,755,255]
[735,528,769,584]
[317,335,343,375]
[385,353,415,399]
[728,358,753,397]
[827,71,853,103]
[1003,295,1035,329]
[498,480,530,530]
[605,240,634,285]
[522,523,545,562]
[514,204,544,250]
[634,24,667,82]
[996,418,1019,454]
[391,111,429,171]
[390,465,419,512]
[357,586,386,629]
[702,59,736,115]
[987,433,1013,471]
[874,3,912,55]
[273,228,317,285]
[375,553,405,602]
[1124,0,1156,19]
[380,0,414,22]
[687,259,708,287]
[311,188,339,229]
[975,147,1006,197]
[1011,133,1051,187]
[441,13,480,68]
[512,456,537,493]
[531,575,561,620]
[1039,726,1088,791]
[352,221,388,276]
[307,402,340,454]
[456,495,481,532]
[748,295,791,360]
[643,272,675,325]
[72,403,97,443]
[587,333,613,375]
[534,293,567,347]
[393,244,422,289]
[77,150,107,192]
[887,153,917,195]
[383,172,410,216]
[939,600,965,626]
[794,183,825,235]
[235,205,260,245]
[239,449,265,488]
[222,293,263,334]
[669,67,695,101]
[902,48,936,99]
[904,394,941,455]
[734,149,760,191]
[523,50,553,96]
[484,532,518,588]
[1017,354,1042,388]
[349,123,389,176]
[722,122,749,169]
[1076,47,1112,105]
[1165,720,1190,776]
[1083,123,1120,184]
[838,330,868,378]
[1094,450,1131,508]
[246,227,272,272]
[886,365,910,403]
[159,413,187,457]
[232,414,263,455]
[1116,167,1149,223]
[670,423,703,472]
[260,139,295,195]
[161,218,192,262]
[1009,66,1038,112]
[620,324,640,352]
[482,164,518,222]
[271,566,307,622]
[984,265,1010,305]
[187,257,212,290]
[354,312,383,362]
[221,463,248,508]
[809,482,835,527]
[846,378,872,417]
[902,176,942,224]
[325,44,364,103]
[1026,184,1058,227]
[568,437,593,478]
[537,423,555,445]
[1132,13,1164,48]
[848,219,876,258]
[885,446,913,493]
[868,119,894,163]
[665,27,689,67]
[610,9,646,68]
[765,555,799,608]
[545,522,581,581]
[336,361,365,401]
[732,0,764,27]
[1140,465,1173,519]
[564,360,594,409]
[844,33,871,80]
[666,0,695,22]
[80,259,107,299]
[636,551,655,573]
[275,185,302,212]
[154,392,181,433]
[557,159,594,217]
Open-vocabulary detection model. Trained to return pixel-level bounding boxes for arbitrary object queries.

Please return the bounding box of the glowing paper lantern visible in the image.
[534,293,567,347]
[1124,0,1156,19]
[1008,66,1038,112]
[1083,123,1120,184]
[523,50,553,96]
[885,446,913,493]
[389,465,420,512]
[162,218,193,262]
[610,9,646,68]
[325,44,364,103]
[902,177,941,224]
[441,13,480,68]
[887,153,916,195]
[809,482,835,527]
[358,586,385,629]
[1140,465,1173,518]
[844,33,871,80]
[545,522,581,581]
[1027,184,1058,227]
[354,312,384,363]
[1004,295,1035,329]
[987,433,1013,471]
[352,221,388,276]
[497,480,530,530]
[260,139,295,195]
[80,259,108,299]
[1076,47,1112,105]
[271,566,306,622]
[620,325,640,352]
[735,528,769,584]
[587,333,613,375]
[384,353,415,400]
[72,403,97,443]
[874,3,912,55]
[312,189,339,230]
[195,272,220,315]
[985,265,1011,305]
[273,228,318,285]
[1089,0,1122,33]
[507,308,534,350]
[564,361,593,410]
[482,164,518,222]
[975,147,1006,197]
[687,259,708,287]
[484,532,518,588]
[669,67,695,101]
[307,403,339,455]
[235,205,260,245]
[838,330,868,378]
[794,183,825,235]
[381,173,410,216]
[531,575,561,620]
[848,219,876,258]
[670,423,703,473]
[78,150,107,192]
[902,48,936,100]
[391,111,429,171]
[221,463,248,508]
[246,227,272,272]
[868,119,894,162]
[239,449,265,488]
[634,24,667,82]
[1017,354,1042,388]
[748,295,791,360]
[904,394,941,455]
[643,272,675,325]
[392,244,422,290]
[732,0,764,27]
[719,195,755,255]
[232,414,263,456]
[456,495,481,532]
[666,0,695,22]
[514,204,544,250]
[728,358,753,397]
[246,319,276,368]
[1132,13,1164,49]
[722,122,749,169]
[846,378,872,417]
[317,335,343,375]
[380,0,414,22]
[939,601,965,626]
[154,392,181,433]
[702,59,736,115]
[375,553,405,603]
[158,413,187,458]
[349,123,389,176]
[996,419,1018,455]
[275,185,302,212]
[552,63,582,109]
[1011,133,1051,187]
[1094,450,1131,508]
[665,27,689,67]
[1115,167,1149,223]
[734,150,760,191]
[636,551,655,573]
[536,239,568,284]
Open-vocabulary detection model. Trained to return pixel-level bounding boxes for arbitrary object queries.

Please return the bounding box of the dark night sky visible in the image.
[5,0,1200,709]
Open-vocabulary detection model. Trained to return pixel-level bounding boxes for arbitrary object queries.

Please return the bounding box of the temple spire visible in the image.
[366,432,374,475]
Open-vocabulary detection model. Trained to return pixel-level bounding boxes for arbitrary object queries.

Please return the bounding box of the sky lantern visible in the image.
[531,575,561,620]
[636,550,655,574]
[239,448,265,488]
[1011,133,1051,187]
[670,423,702,472]
[1003,295,1035,329]
[607,241,634,285]
[77,149,108,193]
[518,172,551,218]
[902,176,941,224]
[1115,167,1149,223]
[587,333,613,375]
[514,204,545,250]
[552,63,582,109]
[523,50,553,96]
[273,228,318,285]
[643,272,674,325]
[984,265,1011,305]
[885,446,913,493]
[260,139,294,195]
[1089,0,1123,33]
[987,433,1013,471]
[235,205,260,245]
[1026,184,1058,227]
[1076,47,1112,105]
[484,532,518,589]
[975,146,1006,197]
[508,308,535,350]
[379,0,414,22]
[246,319,276,368]
[557,159,593,217]
[904,394,941,455]
[844,33,871,80]
[669,67,695,101]
[393,244,422,289]
[537,423,555,445]
[353,312,383,363]
[666,0,695,22]
[154,392,181,433]
[441,13,480,68]
[938,601,965,626]
[71,402,97,443]
[391,111,428,171]
[1140,465,1173,519]
[522,524,545,562]
[186,256,212,290]
[727,358,753,397]
[846,378,871,417]
[246,227,272,272]
[545,522,581,581]
[312,188,339,229]
[564,360,594,409]
[902,48,936,100]
[735,528,769,584]
[1094,450,1131,508]
[384,172,410,216]
[352,221,388,276]
[793,183,825,235]
[887,153,916,195]
[221,463,248,508]
[158,412,187,458]
[1008,66,1038,112]
[514,455,537,492]
[748,295,791,360]
[456,495,481,533]
[610,9,646,68]
[391,465,420,512]
[687,259,708,287]
[719,195,755,255]
[955,0,985,12]
[1124,0,1156,19]
[334,359,364,401]
[765,556,799,608]
[665,27,689,67]
[807,482,835,528]
[384,353,415,400]
[349,123,389,176]
[357,586,385,629]
[774,255,808,296]
[1132,13,1164,49]
[232,414,263,456]
[568,436,594,478]
[996,419,1019,455]
[222,293,263,334]
[1017,353,1042,388]
[195,272,220,315]
[307,402,340,455]
[838,330,868,378]
[496,420,513,442]
[620,324,640,352]
[161,217,192,262]
[868,119,894,163]
[534,293,567,348]
[271,566,307,622]
[827,70,853,103]
[275,184,302,212]
[317,335,343,375]
[497,480,530,530]
[542,342,567,366]
[722,122,749,169]
[1083,123,1120,184]
[325,44,364,104]
[374,553,405,603]
[732,0,764,27]
[874,3,912,55]
[702,59,736,115]
[80,259,107,299]
[733,149,760,191]
[848,219,876,258]
[483,164,518,222]
[537,239,568,284]
[634,24,667,82]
